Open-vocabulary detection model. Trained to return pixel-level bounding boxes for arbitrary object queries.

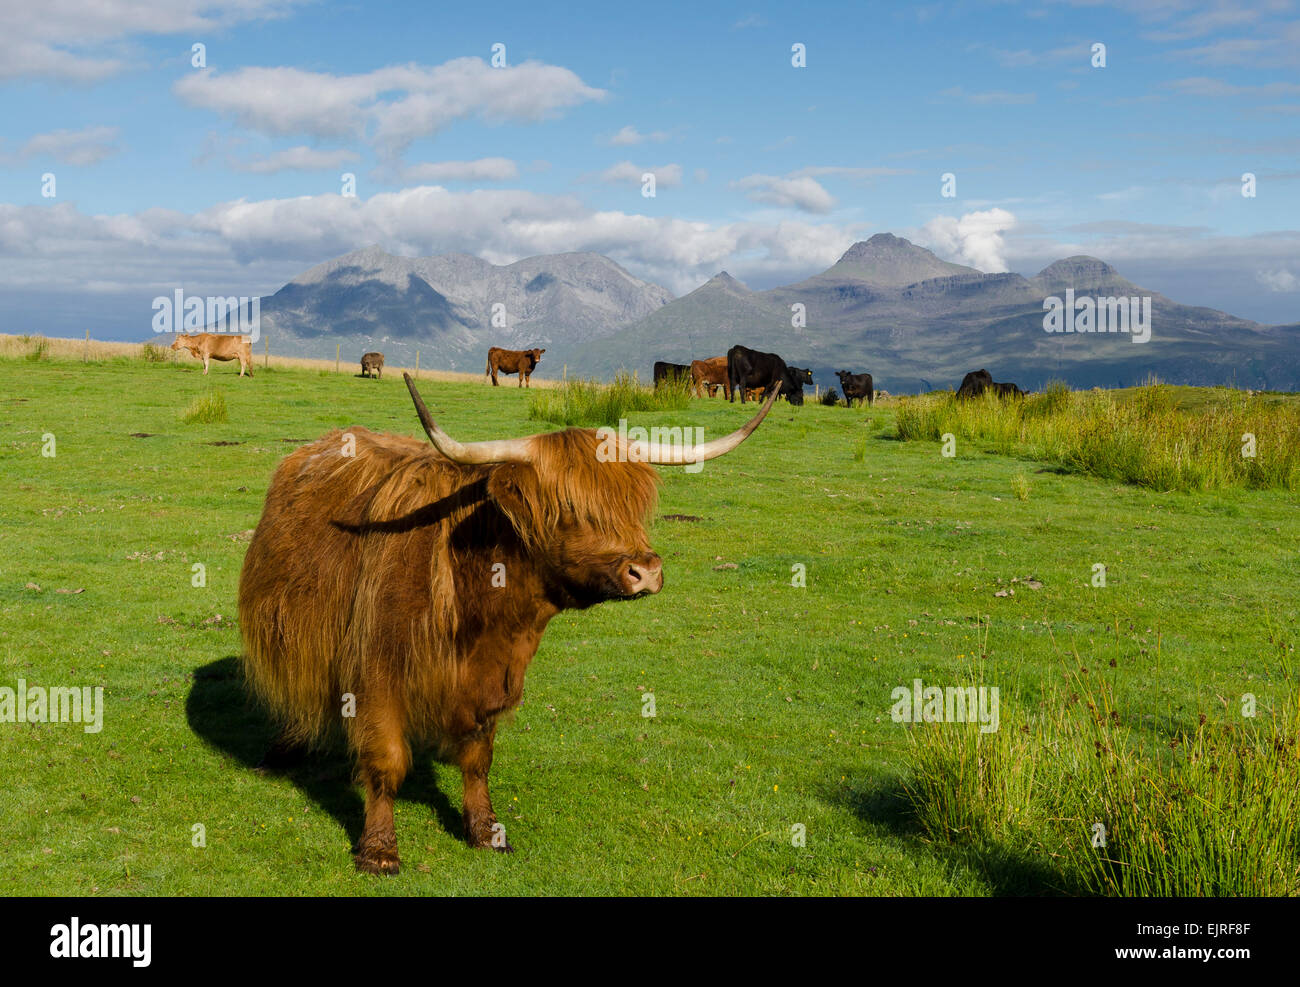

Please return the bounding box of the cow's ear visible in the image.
[486,463,543,540]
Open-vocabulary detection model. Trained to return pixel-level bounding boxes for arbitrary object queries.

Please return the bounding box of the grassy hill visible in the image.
[1,339,1297,895]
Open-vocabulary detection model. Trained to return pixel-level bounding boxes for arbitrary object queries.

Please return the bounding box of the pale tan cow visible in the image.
[170,333,254,377]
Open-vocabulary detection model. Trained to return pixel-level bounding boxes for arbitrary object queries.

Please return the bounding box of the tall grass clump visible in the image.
[22,334,50,362]
[903,669,1300,895]
[139,341,170,363]
[527,370,690,427]
[181,389,229,425]
[903,707,1040,846]
[895,380,1300,491]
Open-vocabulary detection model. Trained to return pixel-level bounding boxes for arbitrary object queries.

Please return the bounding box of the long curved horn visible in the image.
[405,373,533,464]
[628,380,783,465]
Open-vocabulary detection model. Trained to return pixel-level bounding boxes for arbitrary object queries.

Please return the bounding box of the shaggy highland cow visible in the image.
[238,375,780,874]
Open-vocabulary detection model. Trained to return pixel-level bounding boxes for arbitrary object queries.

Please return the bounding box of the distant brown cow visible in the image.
[170,333,253,376]
[238,374,781,874]
[690,357,732,400]
[361,352,385,379]
[486,347,545,387]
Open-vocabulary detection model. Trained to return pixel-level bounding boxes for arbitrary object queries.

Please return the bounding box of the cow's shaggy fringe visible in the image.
[895,379,1300,491]
[238,426,658,749]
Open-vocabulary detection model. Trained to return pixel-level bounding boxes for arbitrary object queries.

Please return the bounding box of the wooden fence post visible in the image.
[335,343,340,373]
[415,350,420,379]
[264,335,269,369]
[84,329,89,363]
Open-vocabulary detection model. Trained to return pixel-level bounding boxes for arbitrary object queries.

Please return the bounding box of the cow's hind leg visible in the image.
[353,700,411,875]
[458,723,511,852]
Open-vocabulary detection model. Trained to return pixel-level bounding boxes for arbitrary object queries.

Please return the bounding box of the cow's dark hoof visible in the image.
[355,847,401,875]
[465,815,513,852]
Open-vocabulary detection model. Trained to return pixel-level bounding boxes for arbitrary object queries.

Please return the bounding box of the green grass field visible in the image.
[2,351,1297,895]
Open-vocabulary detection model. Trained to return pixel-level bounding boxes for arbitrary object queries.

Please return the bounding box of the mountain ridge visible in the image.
[251,235,1299,390]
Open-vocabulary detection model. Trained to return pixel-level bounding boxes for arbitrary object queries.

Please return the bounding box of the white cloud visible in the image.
[919,208,1017,272]
[0,186,860,303]
[1257,269,1298,292]
[0,0,302,82]
[174,58,606,157]
[1164,76,1300,98]
[790,165,913,181]
[733,174,836,213]
[231,146,360,174]
[386,158,519,182]
[595,161,683,187]
[7,125,121,166]
[938,86,1036,105]
[991,43,1088,68]
[606,125,669,146]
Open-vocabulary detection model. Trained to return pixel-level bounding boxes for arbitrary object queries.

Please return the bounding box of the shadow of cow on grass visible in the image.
[185,656,463,852]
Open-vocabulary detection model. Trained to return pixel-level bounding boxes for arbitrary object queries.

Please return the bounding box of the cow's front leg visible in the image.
[354,701,411,875]
[457,722,512,852]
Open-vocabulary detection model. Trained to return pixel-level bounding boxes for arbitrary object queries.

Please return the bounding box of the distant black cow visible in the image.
[991,381,1025,398]
[782,366,813,406]
[835,370,874,407]
[653,361,692,389]
[956,369,994,399]
[957,369,1023,400]
[728,345,789,404]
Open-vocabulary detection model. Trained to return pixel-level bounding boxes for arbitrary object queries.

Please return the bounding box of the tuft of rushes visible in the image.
[1011,471,1030,501]
[895,379,1300,492]
[527,370,690,427]
[139,341,170,363]
[903,670,1300,896]
[181,389,229,424]
[23,335,50,361]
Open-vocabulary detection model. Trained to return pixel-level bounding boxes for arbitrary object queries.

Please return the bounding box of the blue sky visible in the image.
[1,0,1297,338]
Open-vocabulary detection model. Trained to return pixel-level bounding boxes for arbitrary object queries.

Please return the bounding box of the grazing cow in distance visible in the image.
[653,361,692,389]
[169,333,253,377]
[486,347,545,387]
[728,345,790,404]
[238,374,782,875]
[690,357,731,400]
[835,370,874,407]
[956,369,994,399]
[956,369,1023,399]
[781,366,813,406]
[360,352,385,379]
